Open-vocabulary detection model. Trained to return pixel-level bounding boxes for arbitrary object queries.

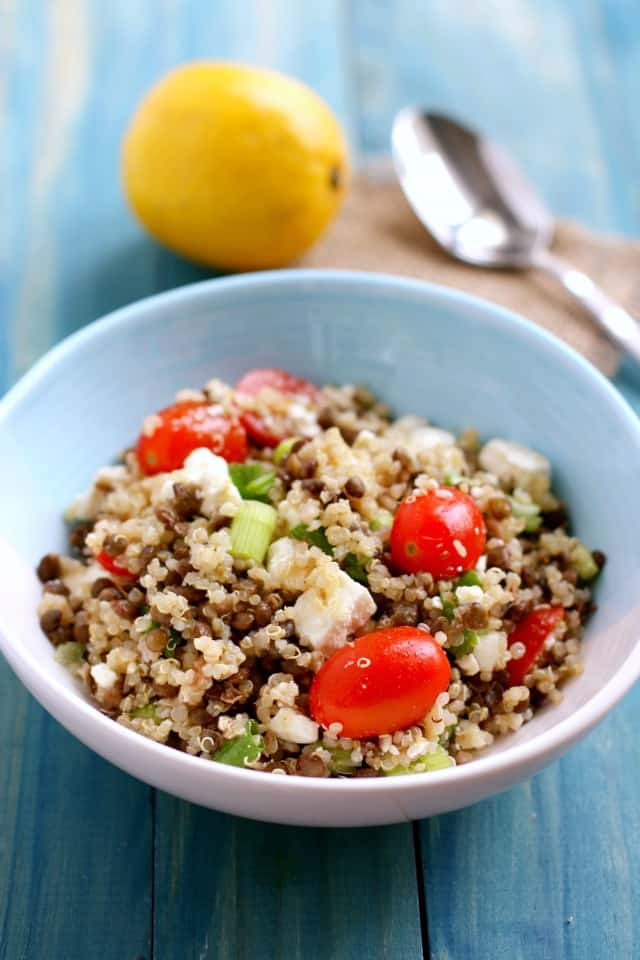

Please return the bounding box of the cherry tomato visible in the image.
[95,550,134,579]
[236,368,320,400]
[239,411,282,448]
[235,368,320,447]
[390,487,486,579]
[309,626,451,739]
[506,606,564,686]
[136,401,248,475]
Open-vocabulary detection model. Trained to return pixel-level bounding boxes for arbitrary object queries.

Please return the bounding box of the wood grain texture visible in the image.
[348,0,623,231]
[0,667,152,960]
[421,689,640,960]
[153,797,423,960]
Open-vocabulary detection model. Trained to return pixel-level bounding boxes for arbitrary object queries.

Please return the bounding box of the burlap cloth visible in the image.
[301,178,640,377]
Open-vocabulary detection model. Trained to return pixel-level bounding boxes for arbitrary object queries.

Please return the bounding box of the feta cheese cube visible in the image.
[479,438,550,504]
[268,706,319,744]
[292,565,376,653]
[154,448,241,518]
[90,663,118,689]
[473,631,508,673]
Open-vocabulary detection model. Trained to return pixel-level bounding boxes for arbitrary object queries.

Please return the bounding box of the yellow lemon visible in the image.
[122,62,350,271]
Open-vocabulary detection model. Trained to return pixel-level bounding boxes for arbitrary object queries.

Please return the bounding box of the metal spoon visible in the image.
[391,109,640,365]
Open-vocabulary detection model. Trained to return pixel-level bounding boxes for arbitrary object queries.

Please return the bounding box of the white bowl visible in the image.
[1,271,639,826]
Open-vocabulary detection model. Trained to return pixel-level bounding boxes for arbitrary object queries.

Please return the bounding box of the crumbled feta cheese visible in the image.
[154,448,241,518]
[292,564,376,653]
[90,663,118,689]
[479,438,551,504]
[388,417,455,456]
[268,706,319,744]
[455,584,484,604]
[473,631,508,673]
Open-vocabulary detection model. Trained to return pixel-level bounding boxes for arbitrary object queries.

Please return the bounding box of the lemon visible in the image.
[122,62,350,271]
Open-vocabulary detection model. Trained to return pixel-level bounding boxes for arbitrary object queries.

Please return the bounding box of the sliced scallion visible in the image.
[131,703,161,723]
[54,641,86,669]
[370,510,393,532]
[231,500,278,564]
[449,629,478,658]
[273,436,301,465]
[212,719,264,767]
[509,495,542,532]
[571,542,600,581]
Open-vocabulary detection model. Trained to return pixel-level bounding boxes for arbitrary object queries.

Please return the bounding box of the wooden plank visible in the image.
[153,797,423,960]
[419,690,640,960]
[0,662,153,959]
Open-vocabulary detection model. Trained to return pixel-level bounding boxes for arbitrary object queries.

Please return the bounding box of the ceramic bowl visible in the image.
[1,270,639,826]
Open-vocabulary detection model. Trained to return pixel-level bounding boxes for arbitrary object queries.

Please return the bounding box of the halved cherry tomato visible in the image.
[390,487,486,579]
[506,606,564,686]
[95,550,134,579]
[239,411,282,448]
[136,401,247,475]
[236,368,320,400]
[235,368,320,447]
[309,626,451,739]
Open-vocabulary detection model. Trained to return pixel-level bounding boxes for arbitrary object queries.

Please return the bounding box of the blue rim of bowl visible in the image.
[1,268,639,794]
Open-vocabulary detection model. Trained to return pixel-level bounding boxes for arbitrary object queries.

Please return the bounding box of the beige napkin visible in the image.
[301,178,640,376]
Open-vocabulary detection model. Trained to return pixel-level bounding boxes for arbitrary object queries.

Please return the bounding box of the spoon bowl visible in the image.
[392,109,640,363]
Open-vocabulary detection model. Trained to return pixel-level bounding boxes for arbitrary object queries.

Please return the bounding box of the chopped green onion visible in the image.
[131,703,162,723]
[229,463,276,502]
[370,510,393,532]
[571,542,600,581]
[422,750,455,771]
[441,598,456,622]
[383,747,455,776]
[290,523,333,555]
[163,628,185,659]
[438,723,457,748]
[140,619,160,634]
[231,501,278,564]
[324,745,358,775]
[54,641,85,669]
[450,629,478,658]
[343,553,369,585]
[273,436,301,464]
[509,495,542,532]
[443,472,464,486]
[457,570,482,587]
[212,719,264,767]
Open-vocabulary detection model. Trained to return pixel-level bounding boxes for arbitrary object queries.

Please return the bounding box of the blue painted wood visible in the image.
[153,799,423,960]
[0,680,152,959]
[421,689,640,960]
[348,0,628,233]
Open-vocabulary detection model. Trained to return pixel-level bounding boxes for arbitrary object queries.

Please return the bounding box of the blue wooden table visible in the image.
[2,3,639,957]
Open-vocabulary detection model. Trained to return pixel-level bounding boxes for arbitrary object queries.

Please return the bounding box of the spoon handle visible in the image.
[531,248,640,366]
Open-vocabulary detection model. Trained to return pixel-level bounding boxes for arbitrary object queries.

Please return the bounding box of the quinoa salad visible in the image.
[36,368,604,778]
